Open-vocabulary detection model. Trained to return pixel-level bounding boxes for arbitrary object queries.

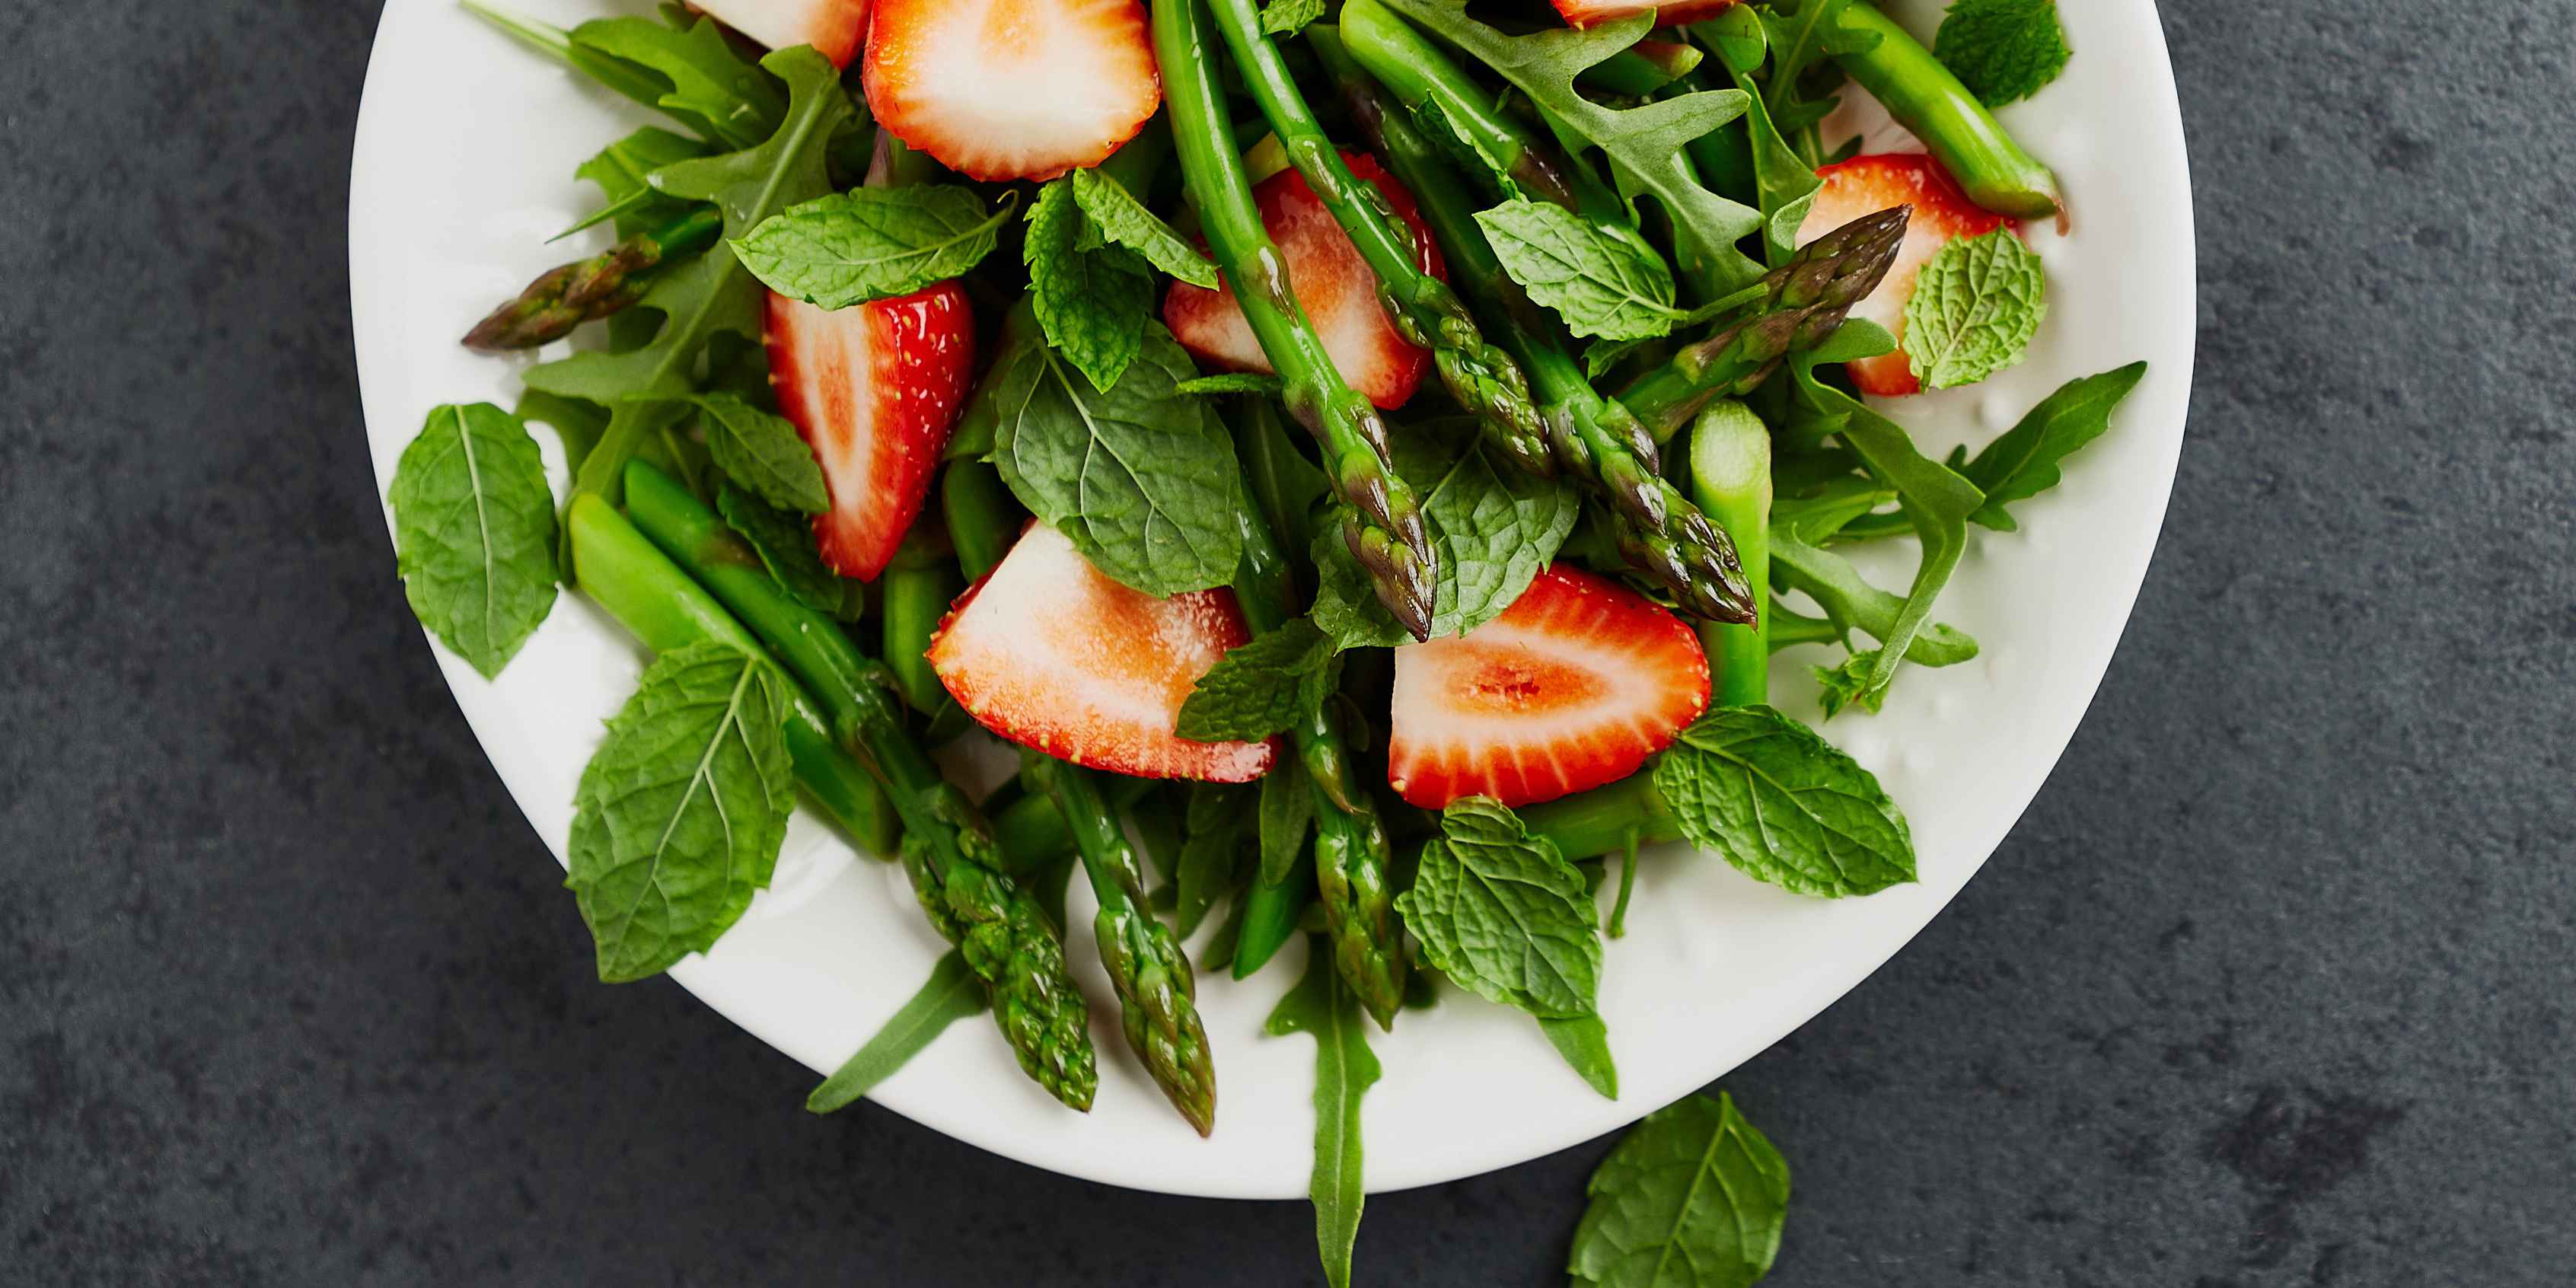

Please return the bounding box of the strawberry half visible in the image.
[1548,0,1739,28]
[862,0,1161,183]
[765,282,977,582]
[1388,564,1709,810]
[1797,153,2014,397]
[697,0,872,67]
[1162,152,1443,410]
[928,523,1276,783]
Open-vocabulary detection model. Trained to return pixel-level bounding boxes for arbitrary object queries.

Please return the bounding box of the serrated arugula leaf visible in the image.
[987,320,1244,597]
[1395,799,1602,1019]
[1475,200,1685,341]
[567,642,797,982]
[1266,937,1381,1288]
[1310,419,1580,648]
[1768,531,1976,666]
[1654,706,1914,897]
[388,403,560,679]
[569,126,710,238]
[734,186,1010,311]
[1936,0,2073,106]
[1025,178,1159,394]
[1756,0,1878,113]
[1175,373,1287,397]
[1261,0,1328,36]
[1955,362,2148,531]
[1259,754,1318,888]
[1720,60,1825,263]
[568,14,784,150]
[1903,228,2047,389]
[691,393,827,514]
[805,949,987,1114]
[1177,618,1336,741]
[1069,167,1220,289]
[1812,649,1889,719]
[716,483,859,617]
[1569,1092,1790,1288]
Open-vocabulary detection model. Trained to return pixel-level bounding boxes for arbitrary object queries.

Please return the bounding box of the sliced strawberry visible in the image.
[862,0,1160,182]
[765,282,976,582]
[1797,153,2014,397]
[928,523,1276,783]
[1162,152,1443,410]
[697,0,872,67]
[1548,0,1739,28]
[1388,564,1709,810]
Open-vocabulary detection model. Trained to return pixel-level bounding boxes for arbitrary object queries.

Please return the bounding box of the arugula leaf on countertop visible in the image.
[388,403,560,679]
[1654,707,1914,897]
[1396,799,1602,1019]
[1569,1092,1790,1288]
[734,186,1012,311]
[1069,167,1221,289]
[805,949,987,1114]
[1902,228,2047,390]
[1953,362,2149,530]
[1475,200,1685,341]
[1025,178,1159,394]
[566,642,797,983]
[1266,937,1382,1288]
[692,393,827,514]
[1935,0,2073,106]
[1177,618,1337,742]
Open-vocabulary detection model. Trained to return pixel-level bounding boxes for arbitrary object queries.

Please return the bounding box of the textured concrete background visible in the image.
[4,1,2571,1284]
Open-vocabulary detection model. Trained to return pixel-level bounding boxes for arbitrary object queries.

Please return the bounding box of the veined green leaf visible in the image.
[1395,799,1602,1019]
[1070,167,1221,289]
[1955,362,2148,530]
[569,14,785,150]
[1654,706,1914,897]
[1266,939,1382,1288]
[734,186,1012,311]
[1025,179,1159,394]
[1475,199,1685,341]
[805,950,988,1114]
[1902,228,2047,390]
[1935,0,2073,106]
[388,403,560,679]
[1178,618,1336,742]
[1569,1092,1790,1288]
[692,393,827,515]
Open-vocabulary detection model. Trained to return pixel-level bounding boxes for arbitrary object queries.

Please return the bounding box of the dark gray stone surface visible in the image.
[3,1,2571,1283]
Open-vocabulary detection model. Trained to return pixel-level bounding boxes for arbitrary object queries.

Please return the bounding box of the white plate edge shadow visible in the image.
[348,0,2195,1200]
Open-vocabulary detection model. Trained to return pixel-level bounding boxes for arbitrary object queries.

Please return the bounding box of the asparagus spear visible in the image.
[1155,0,1439,641]
[1688,399,1771,707]
[620,462,1097,1111]
[1204,0,1553,479]
[1830,3,2061,219]
[461,208,722,352]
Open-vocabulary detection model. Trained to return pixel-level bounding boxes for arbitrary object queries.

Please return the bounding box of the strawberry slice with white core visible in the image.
[1162,152,1444,410]
[695,0,872,68]
[1797,153,2014,397]
[863,0,1161,182]
[929,523,1276,783]
[1388,564,1710,810]
[1548,0,1739,28]
[765,282,977,582]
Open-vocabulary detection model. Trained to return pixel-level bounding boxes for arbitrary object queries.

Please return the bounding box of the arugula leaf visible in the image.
[1259,755,1318,888]
[1756,0,1878,116]
[1261,0,1328,37]
[1902,228,2047,389]
[1179,783,1255,936]
[1175,373,1287,397]
[1310,419,1580,648]
[716,483,858,617]
[1720,61,1825,263]
[1069,167,1221,289]
[1694,8,1769,75]
[1475,200,1685,341]
[733,186,1012,311]
[568,14,784,150]
[1812,649,1889,719]
[568,126,710,239]
[1395,799,1602,1019]
[1177,618,1336,742]
[566,642,797,982]
[1770,475,1895,544]
[1024,179,1159,394]
[1569,1092,1790,1288]
[1654,706,1914,897]
[690,393,827,514]
[518,390,609,477]
[1266,937,1382,1288]
[1954,362,2148,530]
[1767,531,1976,666]
[388,403,560,679]
[1935,0,2074,106]
[805,949,987,1114]
[986,320,1245,597]
[1541,1012,1619,1100]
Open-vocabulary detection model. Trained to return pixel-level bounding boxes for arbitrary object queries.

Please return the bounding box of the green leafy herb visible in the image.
[1259,755,1318,888]
[1654,707,1914,897]
[1902,228,2047,390]
[987,321,1245,597]
[1475,200,1685,341]
[1935,0,2073,106]
[1176,618,1337,742]
[518,390,610,477]
[1395,799,1602,1019]
[1755,0,1877,116]
[568,14,784,150]
[1069,167,1221,289]
[1178,783,1255,937]
[1174,373,1286,397]
[1695,7,1769,75]
[1720,60,1825,263]
[566,642,797,982]
[388,403,561,679]
[1812,649,1890,719]
[1261,0,1328,37]
[716,483,857,617]
[733,186,1012,311]
[1541,1012,1620,1100]
[1953,362,2148,530]
[805,949,987,1114]
[691,393,827,514]
[1767,532,1977,666]
[1025,178,1159,394]
[1569,1092,1790,1288]
[1266,938,1382,1288]
[568,126,710,239]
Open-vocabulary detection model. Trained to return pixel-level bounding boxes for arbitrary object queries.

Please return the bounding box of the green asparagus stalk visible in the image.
[1830,3,2061,219]
[1156,0,1439,641]
[620,462,1097,1111]
[941,461,1024,583]
[461,207,722,352]
[1337,0,1581,206]
[1583,37,1704,96]
[1688,399,1771,706]
[1205,0,1553,479]
[880,530,958,716]
[1020,754,1218,1134]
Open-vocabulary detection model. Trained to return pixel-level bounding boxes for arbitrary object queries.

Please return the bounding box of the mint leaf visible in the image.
[987,321,1244,597]
[1395,799,1602,1019]
[806,949,987,1114]
[1025,177,1159,394]
[1261,0,1327,36]
[716,483,858,617]
[567,642,797,982]
[1956,362,2148,530]
[568,14,785,150]
[1654,707,1914,897]
[1176,618,1335,742]
[1935,0,2073,106]
[1902,228,2047,389]
[1569,1092,1790,1288]
[734,186,1009,311]
[1069,167,1220,289]
[690,393,827,514]
[1310,419,1580,648]
[1475,200,1684,341]
[1175,373,1286,397]
[1540,1012,1619,1099]
[1265,936,1382,1288]
[388,403,560,679]
[1812,649,1889,719]
[1259,754,1318,888]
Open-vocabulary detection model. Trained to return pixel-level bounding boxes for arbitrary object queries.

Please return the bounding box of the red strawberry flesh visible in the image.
[697,0,872,68]
[863,0,1162,182]
[1548,0,1739,28]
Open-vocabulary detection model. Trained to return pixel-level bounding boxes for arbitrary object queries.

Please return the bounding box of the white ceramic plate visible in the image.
[350,0,2194,1198]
